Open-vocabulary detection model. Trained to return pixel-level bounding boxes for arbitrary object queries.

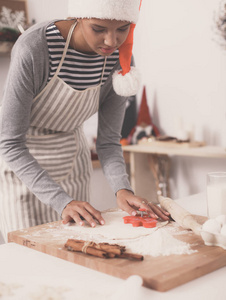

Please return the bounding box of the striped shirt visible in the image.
[46,23,119,90]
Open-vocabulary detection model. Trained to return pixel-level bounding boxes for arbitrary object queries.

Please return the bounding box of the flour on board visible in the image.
[20,209,196,257]
[62,209,196,256]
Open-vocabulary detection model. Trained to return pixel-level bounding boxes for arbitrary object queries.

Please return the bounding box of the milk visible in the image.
[207,183,226,218]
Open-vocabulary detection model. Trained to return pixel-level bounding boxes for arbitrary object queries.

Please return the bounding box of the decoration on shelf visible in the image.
[214,0,226,49]
[0,26,20,43]
[0,0,29,53]
[121,86,160,145]
[0,6,26,29]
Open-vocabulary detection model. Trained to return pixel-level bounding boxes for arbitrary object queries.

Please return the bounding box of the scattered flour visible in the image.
[0,279,142,300]
[0,282,105,300]
[0,282,14,298]
[120,229,196,256]
[29,286,69,300]
[0,282,21,298]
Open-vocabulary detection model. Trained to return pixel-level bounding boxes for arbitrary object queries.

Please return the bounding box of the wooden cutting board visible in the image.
[8,218,226,292]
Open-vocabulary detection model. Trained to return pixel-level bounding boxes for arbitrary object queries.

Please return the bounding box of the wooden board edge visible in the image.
[147,250,226,292]
[8,229,226,292]
[7,233,141,284]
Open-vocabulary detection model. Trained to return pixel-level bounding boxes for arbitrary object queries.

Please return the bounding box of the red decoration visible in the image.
[136,87,159,136]
[125,86,160,144]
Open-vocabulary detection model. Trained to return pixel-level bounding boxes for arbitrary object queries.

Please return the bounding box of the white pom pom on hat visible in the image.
[112,66,140,97]
[68,0,142,97]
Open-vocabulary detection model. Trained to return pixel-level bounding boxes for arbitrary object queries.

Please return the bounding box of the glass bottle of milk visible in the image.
[207,172,226,218]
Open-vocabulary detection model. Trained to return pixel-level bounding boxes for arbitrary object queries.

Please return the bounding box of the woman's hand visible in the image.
[116,189,170,221]
[62,200,105,227]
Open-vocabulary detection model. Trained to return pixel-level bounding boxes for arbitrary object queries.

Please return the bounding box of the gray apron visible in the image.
[0,21,107,241]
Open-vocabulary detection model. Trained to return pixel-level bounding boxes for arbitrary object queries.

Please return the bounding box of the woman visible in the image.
[0,0,169,242]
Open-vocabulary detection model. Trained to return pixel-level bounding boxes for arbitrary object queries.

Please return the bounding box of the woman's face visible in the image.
[75,18,131,56]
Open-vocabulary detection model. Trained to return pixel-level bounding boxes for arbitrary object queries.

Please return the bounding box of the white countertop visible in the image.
[0,193,226,300]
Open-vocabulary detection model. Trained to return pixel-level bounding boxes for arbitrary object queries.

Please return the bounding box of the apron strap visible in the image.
[55,21,78,76]
[100,57,107,85]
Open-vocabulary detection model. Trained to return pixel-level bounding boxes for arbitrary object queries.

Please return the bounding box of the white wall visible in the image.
[132,0,226,199]
[28,0,69,23]
[134,0,226,145]
[1,0,226,205]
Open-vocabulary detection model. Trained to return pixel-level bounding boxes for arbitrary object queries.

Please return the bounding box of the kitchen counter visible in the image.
[0,193,226,300]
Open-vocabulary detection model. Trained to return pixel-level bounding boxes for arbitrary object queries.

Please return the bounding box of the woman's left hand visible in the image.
[116,189,170,221]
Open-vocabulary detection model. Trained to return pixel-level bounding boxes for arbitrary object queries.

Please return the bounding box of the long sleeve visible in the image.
[97,65,133,194]
[0,22,74,216]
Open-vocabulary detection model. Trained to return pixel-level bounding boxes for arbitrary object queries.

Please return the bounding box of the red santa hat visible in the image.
[68,0,142,97]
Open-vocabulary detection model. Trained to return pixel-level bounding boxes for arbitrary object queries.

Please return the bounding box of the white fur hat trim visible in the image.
[112,67,141,97]
[68,0,140,23]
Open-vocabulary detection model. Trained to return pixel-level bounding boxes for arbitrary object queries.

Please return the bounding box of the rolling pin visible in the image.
[158,196,202,235]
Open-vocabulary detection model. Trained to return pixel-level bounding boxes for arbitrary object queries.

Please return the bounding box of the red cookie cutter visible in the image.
[123,209,157,228]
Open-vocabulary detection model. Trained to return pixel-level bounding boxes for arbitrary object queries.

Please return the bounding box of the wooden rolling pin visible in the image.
[158,196,202,235]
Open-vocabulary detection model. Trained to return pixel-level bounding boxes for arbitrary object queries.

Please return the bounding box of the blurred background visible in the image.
[0,0,226,209]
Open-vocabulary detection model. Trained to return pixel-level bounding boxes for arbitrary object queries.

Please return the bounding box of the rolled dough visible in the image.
[63,209,168,240]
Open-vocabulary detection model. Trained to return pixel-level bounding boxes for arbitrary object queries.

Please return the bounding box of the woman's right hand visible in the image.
[61,200,105,227]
